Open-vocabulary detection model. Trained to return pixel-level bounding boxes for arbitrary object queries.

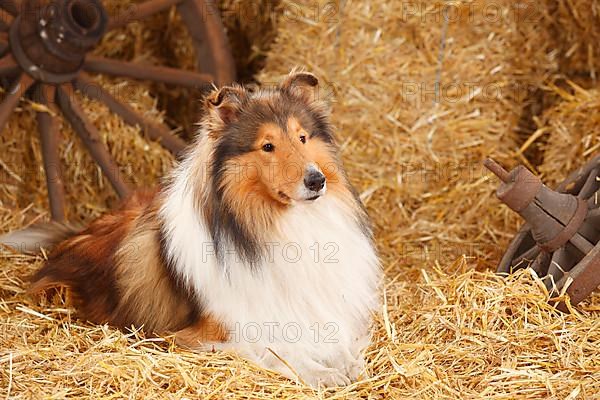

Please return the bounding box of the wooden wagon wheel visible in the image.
[0,0,235,221]
[485,155,600,310]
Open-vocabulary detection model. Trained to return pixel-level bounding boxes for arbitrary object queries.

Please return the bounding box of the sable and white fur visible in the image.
[2,72,381,387]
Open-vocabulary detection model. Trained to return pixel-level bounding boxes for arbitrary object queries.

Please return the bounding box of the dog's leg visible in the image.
[174,316,229,349]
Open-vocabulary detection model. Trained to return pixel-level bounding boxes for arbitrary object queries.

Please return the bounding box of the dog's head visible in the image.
[203,71,343,206]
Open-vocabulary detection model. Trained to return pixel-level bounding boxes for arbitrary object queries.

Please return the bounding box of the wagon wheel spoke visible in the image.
[0,32,9,55]
[107,0,183,31]
[56,83,131,199]
[577,167,599,199]
[530,251,551,277]
[33,84,66,221]
[568,232,595,255]
[511,245,541,269]
[0,53,19,76]
[84,55,213,88]
[177,0,235,86]
[0,72,33,133]
[588,208,600,221]
[74,72,187,155]
[545,247,570,292]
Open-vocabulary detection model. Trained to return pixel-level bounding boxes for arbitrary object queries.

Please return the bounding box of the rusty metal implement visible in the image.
[485,155,600,310]
[0,0,235,221]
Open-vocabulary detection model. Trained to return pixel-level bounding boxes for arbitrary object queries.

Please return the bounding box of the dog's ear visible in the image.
[205,85,246,125]
[281,71,319,103]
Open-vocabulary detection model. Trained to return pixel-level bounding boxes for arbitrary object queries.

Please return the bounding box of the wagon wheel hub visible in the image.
[10,0,108,83]
[486,156,600,310]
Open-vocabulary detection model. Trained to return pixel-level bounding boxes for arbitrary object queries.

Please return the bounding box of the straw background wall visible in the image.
[1,0,599,398]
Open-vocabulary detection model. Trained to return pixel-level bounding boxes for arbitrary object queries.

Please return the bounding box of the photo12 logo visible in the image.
[201,241,340,264]
[227,321,340,344]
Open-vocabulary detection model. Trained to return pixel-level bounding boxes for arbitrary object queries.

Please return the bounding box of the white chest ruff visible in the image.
[161,178,380,381]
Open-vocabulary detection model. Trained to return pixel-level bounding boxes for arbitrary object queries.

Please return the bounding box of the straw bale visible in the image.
[535,83,600,186]
[219,0,285,82]
[259,0,557,270]
[541,0,600,82]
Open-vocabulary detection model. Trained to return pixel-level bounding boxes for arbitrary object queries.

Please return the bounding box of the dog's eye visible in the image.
[300,135,306,144]
[262,143,274,152]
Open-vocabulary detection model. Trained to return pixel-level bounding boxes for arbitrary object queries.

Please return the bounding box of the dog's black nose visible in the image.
[304,170,326,192]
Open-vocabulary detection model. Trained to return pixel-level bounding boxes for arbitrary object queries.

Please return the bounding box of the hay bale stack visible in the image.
[259,0,556,270]
[219,0,284,82]
[536,83,600,185]
[542,0,600,81]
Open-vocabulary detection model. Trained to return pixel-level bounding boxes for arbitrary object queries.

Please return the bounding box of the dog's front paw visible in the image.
[296,365,352,388]
[285,356,365,388]
[343,356,365,382]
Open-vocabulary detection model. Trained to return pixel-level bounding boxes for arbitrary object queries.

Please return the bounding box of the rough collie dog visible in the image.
[3,72,381,387]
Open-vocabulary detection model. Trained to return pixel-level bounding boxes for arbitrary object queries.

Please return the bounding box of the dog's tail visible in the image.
[0,221,84,254]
